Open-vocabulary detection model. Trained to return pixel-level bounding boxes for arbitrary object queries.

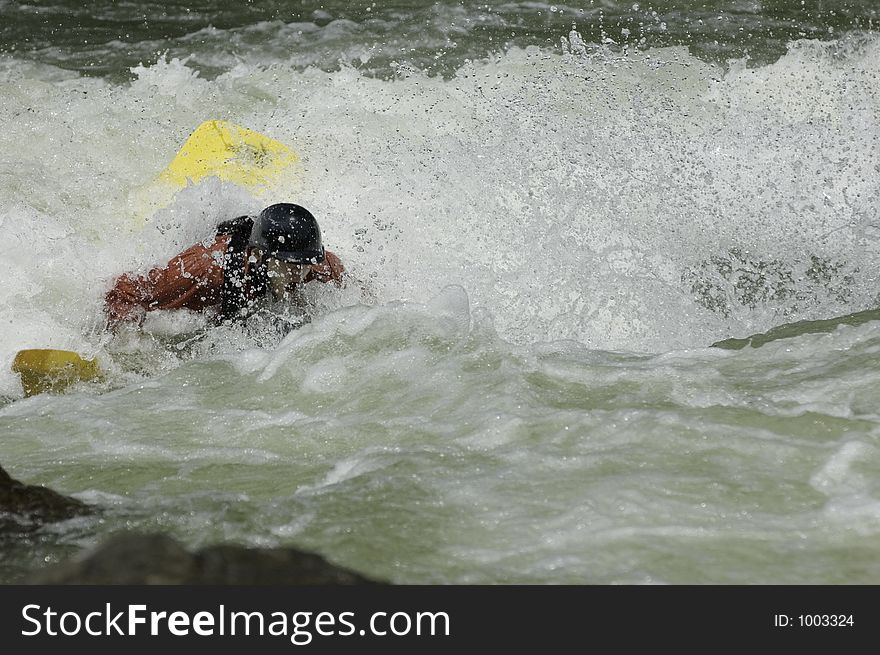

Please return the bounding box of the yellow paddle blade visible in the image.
[12,349,103,397]
[157,119,299,191]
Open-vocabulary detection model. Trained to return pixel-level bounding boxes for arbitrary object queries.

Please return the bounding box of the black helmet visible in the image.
[249,203,325,264]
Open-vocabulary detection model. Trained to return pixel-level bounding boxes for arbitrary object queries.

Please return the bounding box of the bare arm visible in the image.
[306,250,346,286]
[104,236,228,329]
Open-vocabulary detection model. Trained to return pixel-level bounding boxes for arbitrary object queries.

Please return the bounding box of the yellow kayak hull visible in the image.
[131,119,300,223]
[158,119,298,190]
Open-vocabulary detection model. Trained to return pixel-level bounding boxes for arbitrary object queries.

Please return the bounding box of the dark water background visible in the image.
[2,1,877,79]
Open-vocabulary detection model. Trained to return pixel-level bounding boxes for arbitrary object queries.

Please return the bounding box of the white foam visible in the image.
[1,35,878,396]
[810,440,873,495]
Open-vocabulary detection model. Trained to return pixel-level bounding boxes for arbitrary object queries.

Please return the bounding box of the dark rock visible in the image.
[0,464,91,533]
[196,543,380,584]
[26,532,384,585]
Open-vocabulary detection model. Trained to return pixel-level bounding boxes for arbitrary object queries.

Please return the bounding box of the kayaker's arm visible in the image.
[104,236,228,329]
[305,250,345,286]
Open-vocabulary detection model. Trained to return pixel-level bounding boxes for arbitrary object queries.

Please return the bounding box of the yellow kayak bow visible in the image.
[132,119,300,223]
[158,119,298,191]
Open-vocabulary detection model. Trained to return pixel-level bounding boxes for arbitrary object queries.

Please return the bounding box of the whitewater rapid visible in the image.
[1,40,876,375]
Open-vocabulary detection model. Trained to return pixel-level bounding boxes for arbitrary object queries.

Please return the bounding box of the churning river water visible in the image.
[1,0,879,583]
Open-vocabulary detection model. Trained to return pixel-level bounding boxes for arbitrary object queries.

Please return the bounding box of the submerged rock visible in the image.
[0,464,91,533]
[26,532,384,585]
